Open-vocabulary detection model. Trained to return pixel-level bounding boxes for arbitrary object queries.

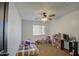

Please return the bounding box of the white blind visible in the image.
[33,25,45,35]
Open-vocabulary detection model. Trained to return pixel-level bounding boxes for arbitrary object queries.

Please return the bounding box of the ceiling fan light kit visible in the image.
[41,17,48,21]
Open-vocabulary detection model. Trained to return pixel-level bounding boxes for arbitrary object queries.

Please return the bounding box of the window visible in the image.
[33,25,45,35]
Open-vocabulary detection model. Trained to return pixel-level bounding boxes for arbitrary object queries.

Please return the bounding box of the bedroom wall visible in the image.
[22,20,49,42]
[48,9,79,41]
[7,3,22,56]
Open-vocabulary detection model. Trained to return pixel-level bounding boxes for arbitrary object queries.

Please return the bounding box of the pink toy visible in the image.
[52,33,61,48]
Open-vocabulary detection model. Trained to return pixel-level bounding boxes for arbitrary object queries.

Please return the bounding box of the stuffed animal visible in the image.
[23,38,32,46]
[52,34,61,48]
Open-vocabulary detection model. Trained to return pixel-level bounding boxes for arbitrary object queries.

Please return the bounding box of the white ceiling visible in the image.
[14,2,79,21]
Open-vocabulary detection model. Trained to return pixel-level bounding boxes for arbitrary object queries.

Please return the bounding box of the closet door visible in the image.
[0,2,4,51]
[3,2,8,51]
[0,2,8,52]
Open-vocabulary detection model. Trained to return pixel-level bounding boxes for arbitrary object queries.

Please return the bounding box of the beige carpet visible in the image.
[37,44,70,56]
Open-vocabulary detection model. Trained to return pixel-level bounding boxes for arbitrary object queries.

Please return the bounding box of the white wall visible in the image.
[22,20,49,42]
[8,3,22,56]
[49,9,79,41]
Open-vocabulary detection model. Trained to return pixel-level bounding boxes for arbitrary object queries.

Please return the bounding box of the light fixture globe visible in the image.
[41,17,48,21]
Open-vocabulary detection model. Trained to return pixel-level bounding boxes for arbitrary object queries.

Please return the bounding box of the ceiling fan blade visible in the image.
[49,14,55,17]
[48,17,53,21]
[43,12,47,17]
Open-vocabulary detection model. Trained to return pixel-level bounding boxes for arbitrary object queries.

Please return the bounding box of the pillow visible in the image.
[23,40,30,46]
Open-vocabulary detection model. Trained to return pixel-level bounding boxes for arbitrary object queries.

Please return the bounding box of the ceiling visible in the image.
[14,2,79,21]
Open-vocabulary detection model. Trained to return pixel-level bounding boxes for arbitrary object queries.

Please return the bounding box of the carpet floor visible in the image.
[37,44,70,56]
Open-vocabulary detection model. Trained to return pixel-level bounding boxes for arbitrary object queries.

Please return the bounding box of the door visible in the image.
[0,2,4,51]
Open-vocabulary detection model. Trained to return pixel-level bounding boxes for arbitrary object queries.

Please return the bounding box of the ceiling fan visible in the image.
[40,12,55,21]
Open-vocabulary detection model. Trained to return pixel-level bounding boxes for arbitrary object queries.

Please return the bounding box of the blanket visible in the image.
[16,44,39,56]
